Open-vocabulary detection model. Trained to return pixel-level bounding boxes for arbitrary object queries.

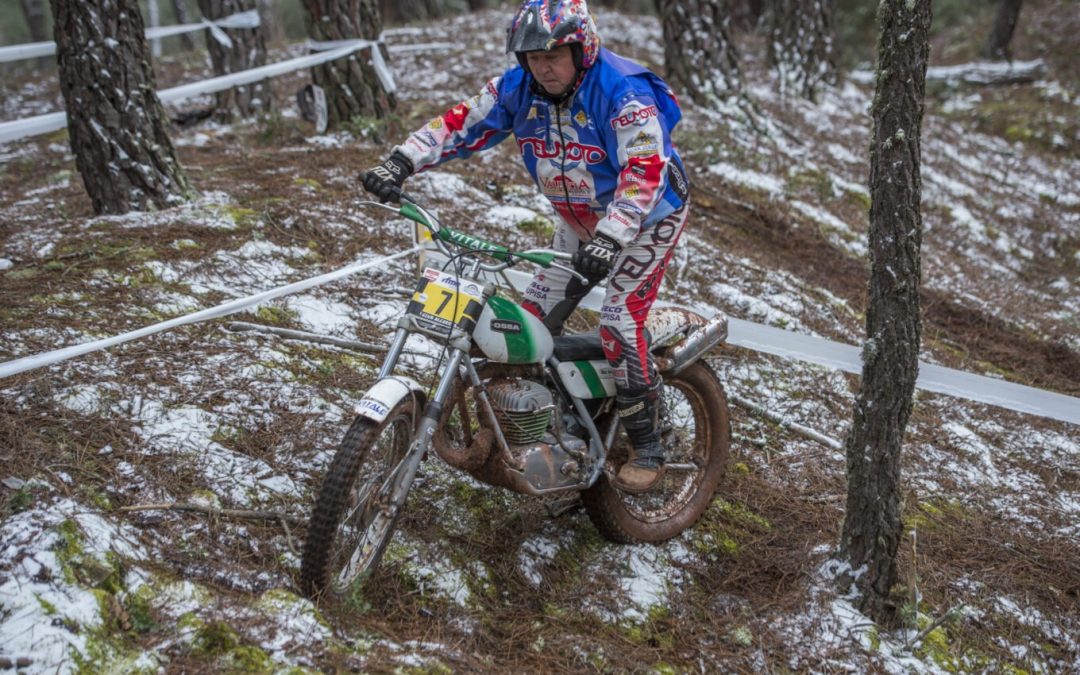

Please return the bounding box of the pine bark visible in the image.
[170,0,196,50]
[196,0,273,119]
[51,0,192,215]
[766,0,836,102]
[839,0,932,623]
[20,0,49,42]
[300,0,395,127]
[982,0,1023,61]
[657,0,744,105]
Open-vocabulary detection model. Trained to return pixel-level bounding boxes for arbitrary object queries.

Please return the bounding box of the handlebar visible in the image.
[359,197,587,282]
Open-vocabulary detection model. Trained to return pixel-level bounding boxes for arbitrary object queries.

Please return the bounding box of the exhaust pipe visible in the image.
[664,313,728,375]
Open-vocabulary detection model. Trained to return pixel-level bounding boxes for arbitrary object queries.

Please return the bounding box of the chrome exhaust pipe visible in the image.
[664,313,728,375]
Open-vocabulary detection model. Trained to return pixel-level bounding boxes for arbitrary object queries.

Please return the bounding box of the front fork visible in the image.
[378,328,468,512]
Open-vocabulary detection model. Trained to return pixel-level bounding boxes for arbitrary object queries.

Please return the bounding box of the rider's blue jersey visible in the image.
[395,48,689,247]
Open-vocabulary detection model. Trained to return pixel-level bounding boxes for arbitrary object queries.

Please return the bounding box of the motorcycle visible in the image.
[300,197,731,598]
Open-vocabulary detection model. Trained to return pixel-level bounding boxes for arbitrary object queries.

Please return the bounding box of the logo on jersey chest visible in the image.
[518,137,607,164]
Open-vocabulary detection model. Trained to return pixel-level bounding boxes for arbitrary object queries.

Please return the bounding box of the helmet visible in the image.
[506,0,601,71]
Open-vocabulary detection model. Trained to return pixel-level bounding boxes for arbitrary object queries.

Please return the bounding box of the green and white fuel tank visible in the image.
[473,296,554,364]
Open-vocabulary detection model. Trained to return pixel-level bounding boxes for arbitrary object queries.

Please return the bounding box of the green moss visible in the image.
[255,305,298,326]
[517,214,555,239]
[732,462,750,475]
[5,485,34,513]
[36,594,59,615]
[292,177,322,191]
[125,591,156,634]
[787,168,834,201]
[5,267,39,280]
[225,206,260,228]
[714,498,772,531]
[728,625,754,647]
[193,620,239,655]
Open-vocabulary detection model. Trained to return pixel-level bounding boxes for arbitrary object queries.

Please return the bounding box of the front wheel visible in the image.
[582,361,730,543]
[301,400,417,598]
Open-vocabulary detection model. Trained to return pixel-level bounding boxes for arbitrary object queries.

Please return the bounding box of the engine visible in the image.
[487,378,553,445]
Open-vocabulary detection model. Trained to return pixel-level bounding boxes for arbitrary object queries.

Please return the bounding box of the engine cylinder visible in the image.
[487,379,553,445]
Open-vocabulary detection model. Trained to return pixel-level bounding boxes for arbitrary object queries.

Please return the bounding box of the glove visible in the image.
[572,233,622,283]
[362,151,413,203]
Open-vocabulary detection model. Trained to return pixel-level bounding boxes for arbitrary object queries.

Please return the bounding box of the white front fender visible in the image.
[354,376,426,424]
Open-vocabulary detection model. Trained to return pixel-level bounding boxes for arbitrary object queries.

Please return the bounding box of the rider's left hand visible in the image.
[573,233,622,283]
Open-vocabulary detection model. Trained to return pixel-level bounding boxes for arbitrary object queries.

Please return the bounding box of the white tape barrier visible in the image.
[0,39,454,144]
[0,246,421,380]
[488,266,1080,426]
[1,237,1077,425]
[0,9,260,64]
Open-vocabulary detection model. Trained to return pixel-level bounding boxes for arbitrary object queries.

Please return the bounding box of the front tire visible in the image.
[582,361,730,543]
[301,400,417,598]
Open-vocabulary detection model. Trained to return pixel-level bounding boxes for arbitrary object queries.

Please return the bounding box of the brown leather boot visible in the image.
[611,382,666,493]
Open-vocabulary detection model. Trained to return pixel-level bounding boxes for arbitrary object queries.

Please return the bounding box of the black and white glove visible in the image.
[362,151,413,203]
[572,233,622,283]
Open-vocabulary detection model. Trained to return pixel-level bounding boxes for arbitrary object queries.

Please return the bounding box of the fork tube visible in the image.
[386,349,465,511]
[377,328,410,379]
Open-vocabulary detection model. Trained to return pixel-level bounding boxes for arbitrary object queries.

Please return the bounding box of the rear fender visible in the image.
[354,376,426,424]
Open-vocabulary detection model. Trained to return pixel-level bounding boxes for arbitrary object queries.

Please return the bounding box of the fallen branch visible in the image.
[730,394,844,451]
[925,58,1046,85]
[118,502,304,525]
[226,321,386,353]
[906,605,961,650]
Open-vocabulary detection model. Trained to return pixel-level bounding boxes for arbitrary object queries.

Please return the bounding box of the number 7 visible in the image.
[435,289,455,315]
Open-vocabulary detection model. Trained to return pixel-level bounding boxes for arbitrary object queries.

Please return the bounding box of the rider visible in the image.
[362,0,691,492]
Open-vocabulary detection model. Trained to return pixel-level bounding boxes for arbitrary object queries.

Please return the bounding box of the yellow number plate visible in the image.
[407,268,484,330]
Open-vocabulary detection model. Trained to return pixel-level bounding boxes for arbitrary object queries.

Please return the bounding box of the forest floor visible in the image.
[1,3,1078,673]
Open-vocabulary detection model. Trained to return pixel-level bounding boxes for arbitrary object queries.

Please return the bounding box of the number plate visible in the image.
[406,268,485,333]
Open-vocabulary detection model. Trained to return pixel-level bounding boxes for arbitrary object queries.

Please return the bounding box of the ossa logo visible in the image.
[490,319,521,334]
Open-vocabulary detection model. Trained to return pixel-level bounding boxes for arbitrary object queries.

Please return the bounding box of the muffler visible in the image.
[662,312,728,375]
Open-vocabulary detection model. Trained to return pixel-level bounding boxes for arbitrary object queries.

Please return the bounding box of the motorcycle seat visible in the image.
[552,330,651,362]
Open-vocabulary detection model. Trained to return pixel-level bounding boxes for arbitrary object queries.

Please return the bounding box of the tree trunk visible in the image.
[301,0,396,128]
[766,0,837,102]
[170,0,197,50]
[982,0,1023,61]
[657,0,744,105]
[838,0,932,623]
[196,0,273,120]
[730,0,764,31]
[19,0,49,42]
[51,0,192,215]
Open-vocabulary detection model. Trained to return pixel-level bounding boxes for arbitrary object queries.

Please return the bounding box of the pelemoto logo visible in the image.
[518,137,607,164]
[490,319,522,334]
[611,105,658,129]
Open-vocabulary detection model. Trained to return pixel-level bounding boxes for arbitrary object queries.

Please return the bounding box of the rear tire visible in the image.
[301,400,417,598]
[582,361,730,544]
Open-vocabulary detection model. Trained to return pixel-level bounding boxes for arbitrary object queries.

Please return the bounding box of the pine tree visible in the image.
[766,0,836,102]
[300,0,396,128]
[839,0,932,622]
[983,0,1023,61]
[196,0,273,119]
[656,0,745,106]
[51,0,192,214]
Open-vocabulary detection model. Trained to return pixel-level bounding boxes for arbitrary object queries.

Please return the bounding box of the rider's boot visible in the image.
[612,380,666,493]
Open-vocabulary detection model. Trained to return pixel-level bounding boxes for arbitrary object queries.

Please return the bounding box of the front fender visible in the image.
[354,376,427,424]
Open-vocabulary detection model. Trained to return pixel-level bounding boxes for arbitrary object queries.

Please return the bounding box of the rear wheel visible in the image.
[301,400,417,598]
[582,361,730,543]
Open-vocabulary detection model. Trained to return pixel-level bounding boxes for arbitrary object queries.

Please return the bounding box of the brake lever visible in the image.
[549,260,589,284]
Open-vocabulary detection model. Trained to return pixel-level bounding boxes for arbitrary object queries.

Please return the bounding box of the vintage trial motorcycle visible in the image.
[300,197,730,598]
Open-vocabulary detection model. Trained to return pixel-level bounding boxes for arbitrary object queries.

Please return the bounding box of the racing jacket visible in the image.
[393,48,689,248]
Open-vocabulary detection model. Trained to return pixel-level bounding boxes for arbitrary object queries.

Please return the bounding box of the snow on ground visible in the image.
[1,8,1077,672]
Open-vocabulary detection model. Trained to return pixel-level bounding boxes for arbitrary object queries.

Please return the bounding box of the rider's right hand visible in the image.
[362,151,413,203]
